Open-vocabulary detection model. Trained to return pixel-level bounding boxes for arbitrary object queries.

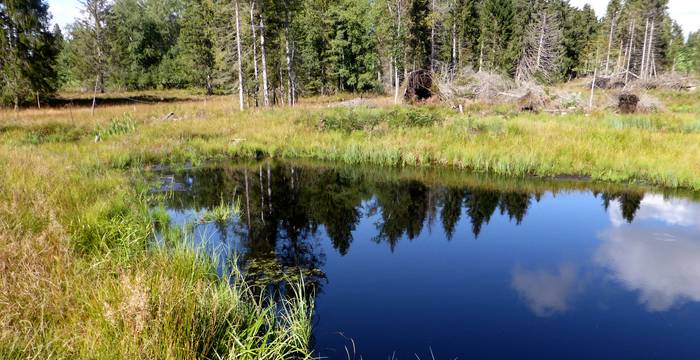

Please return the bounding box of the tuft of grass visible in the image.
[200,197,241,223]
[96,113,137,140]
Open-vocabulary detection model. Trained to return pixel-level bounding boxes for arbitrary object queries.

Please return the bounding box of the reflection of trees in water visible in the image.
[165,163,631,262]
[599,192,644,223]
[370,181,430,251]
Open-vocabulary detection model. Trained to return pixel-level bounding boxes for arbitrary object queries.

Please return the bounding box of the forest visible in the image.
[1,0,699,107]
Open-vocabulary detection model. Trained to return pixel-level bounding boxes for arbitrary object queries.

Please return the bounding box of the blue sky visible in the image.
[49,0,699,38]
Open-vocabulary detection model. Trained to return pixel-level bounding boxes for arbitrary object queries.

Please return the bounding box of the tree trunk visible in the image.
[646,19,655,79]
[394,57,400,104]
[430,0,435,72]
[604,13,616,75]
[640,18,649,80]
[535,12,546,69]
[451,21,457,73]
[625,20,635,83]
[91,74,99,116]
[478,41,484,72]
[283,6,295,106]
[234,0,245,111]
[250,0,259,107]
[259,15,270,107]
[590,48,599,110]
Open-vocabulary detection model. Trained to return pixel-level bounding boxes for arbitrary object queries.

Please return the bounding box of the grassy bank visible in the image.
[1,88,699,358]
[0,110,313,358]
[3,88,699,189]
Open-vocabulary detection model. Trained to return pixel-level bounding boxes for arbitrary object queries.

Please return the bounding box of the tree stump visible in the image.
[618,93,639,114]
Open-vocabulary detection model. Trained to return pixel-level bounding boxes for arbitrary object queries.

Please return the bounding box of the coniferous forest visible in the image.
[1,0,699,107]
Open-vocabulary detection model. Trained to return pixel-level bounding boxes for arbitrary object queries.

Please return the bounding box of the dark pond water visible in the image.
[153,161,700,359]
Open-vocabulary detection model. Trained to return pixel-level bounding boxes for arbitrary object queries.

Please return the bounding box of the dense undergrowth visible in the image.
[1,88,699,358]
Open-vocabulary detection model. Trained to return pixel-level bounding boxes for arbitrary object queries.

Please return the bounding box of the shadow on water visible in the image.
[148,160,700,359]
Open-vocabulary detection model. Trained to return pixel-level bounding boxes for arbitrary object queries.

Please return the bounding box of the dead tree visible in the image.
[259,14,270,107]
[250,0,259,107]
[604,11,618,74]
[234,0,244,111]
[283,2,296,106]
[515,10,562,83]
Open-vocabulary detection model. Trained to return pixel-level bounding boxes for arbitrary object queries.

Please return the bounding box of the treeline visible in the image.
[2,0,700,107]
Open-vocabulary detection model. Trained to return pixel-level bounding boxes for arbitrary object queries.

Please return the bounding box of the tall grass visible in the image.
[1,87,700,358]
[0,132,313,359]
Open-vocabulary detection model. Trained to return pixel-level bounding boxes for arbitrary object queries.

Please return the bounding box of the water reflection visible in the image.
[597,195,700,312]
[152,161,700,358]
[512,263,580,317]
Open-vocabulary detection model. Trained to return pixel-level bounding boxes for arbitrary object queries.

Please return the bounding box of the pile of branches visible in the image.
[588,73,693,91]
[437,68,515,103]
[627,73,694,91]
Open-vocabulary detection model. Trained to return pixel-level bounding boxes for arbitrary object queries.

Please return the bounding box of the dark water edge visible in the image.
[148,160,700,359]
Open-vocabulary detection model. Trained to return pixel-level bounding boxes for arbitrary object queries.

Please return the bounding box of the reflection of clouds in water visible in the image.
[609,194,700,227]
[600,195,700,311]
[512,264,578,317]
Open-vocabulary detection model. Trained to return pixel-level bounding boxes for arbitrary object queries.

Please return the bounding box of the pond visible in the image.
[152,161,700,359]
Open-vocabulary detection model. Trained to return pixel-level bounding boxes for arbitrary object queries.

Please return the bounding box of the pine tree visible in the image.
[0,0,60,108]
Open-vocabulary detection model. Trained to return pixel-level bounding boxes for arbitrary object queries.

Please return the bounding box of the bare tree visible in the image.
[283,2,296,106]
[604,11,618,74]
[515,10,562,83]
[234,0,244,111]
[259,14,270,107]
[250,0,259,107]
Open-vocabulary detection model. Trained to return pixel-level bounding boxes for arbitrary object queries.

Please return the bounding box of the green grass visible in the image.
[1,87,700,358]
[200,197,241,223]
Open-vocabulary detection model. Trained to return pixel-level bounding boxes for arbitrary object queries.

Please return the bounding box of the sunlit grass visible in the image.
[200,197,242,223]
[1,86,699,358]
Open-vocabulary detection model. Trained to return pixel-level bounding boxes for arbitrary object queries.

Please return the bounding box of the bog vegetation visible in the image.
[2,0,700,358]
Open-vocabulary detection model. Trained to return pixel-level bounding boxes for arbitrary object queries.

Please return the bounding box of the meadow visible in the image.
[1,87,699,358]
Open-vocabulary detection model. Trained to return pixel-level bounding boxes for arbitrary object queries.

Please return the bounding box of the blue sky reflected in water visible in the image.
[155,163,700,359]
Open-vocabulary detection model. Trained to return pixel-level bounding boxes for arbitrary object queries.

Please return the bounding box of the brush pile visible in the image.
[437,69,516,103]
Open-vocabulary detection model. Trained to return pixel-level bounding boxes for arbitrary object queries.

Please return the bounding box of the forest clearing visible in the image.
[3,0,700,357]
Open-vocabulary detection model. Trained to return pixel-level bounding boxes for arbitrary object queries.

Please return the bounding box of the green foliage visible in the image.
[0,0,61,106]
[96,113,137,139]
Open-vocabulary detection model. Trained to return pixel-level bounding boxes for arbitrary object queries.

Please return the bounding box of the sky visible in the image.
[569,0,700,38]
[48,0,700,38]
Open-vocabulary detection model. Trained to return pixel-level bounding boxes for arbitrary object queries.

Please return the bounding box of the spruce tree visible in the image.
[0,0,60,108]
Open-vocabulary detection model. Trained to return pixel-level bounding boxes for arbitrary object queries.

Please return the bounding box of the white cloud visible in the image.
[512,263,580,317]
[608,194,700,228]
[602,193,700,311]
[596,225,700,311]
